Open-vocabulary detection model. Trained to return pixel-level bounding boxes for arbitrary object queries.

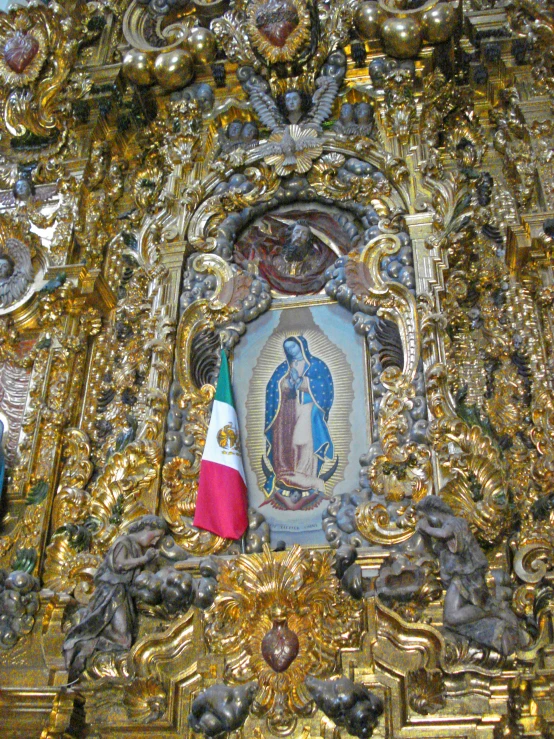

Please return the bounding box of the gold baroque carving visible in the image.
[204,545,364,734]
[356,368,431,545]
[0,0,96,149]
[211,0,357,73]
[355,235,420,381]
[59,577,459,737]
[245,0,311,64]
[426,364,512,544]
[2,0,554,734]
[309,152,393,204]
[43,438,161,595]
[187,164,280,251]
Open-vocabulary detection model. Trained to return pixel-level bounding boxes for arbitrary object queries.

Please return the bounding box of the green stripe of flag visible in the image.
[214,350,234,405]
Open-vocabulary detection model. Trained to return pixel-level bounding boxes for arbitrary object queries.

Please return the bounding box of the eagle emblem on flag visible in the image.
[217,423,240,452]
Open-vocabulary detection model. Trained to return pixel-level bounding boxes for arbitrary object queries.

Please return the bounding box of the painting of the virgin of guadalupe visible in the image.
[233,303,370,546]
[262,335,338,511]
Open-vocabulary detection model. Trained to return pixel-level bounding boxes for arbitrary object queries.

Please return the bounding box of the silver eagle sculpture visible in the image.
[0,237,34,309]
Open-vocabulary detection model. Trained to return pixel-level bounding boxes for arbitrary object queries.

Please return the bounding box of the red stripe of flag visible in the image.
[193,459,248,539]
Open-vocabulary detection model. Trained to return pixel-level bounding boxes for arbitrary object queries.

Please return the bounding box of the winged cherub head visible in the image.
[0,254,14,280]
[276,89,310,124]
[0,238,34,309]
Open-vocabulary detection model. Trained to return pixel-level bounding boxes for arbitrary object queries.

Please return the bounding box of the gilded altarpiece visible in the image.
[0,0,553,737]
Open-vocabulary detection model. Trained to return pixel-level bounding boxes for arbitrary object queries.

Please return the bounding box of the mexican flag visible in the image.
[193,350,249,539]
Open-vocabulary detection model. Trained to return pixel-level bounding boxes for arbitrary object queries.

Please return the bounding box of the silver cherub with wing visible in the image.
[238,52,346,175]
[0,237,34,309]
[239,50,346,133]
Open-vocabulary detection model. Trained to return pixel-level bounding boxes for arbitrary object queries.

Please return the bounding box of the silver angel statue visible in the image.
[239,51,346,134]
[0,237,34,310]
[237,53,347,176]
[415,496,529,656]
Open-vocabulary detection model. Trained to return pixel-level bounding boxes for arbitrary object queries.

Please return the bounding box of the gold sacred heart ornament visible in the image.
[4,31,39,73]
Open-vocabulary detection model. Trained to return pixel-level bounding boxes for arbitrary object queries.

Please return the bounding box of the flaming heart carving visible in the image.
[255,0,299,48]
[4,31,39,74]
[205,545,363,732]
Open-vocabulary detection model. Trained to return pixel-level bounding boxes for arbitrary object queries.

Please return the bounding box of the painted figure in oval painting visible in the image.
[262,336,338,510]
